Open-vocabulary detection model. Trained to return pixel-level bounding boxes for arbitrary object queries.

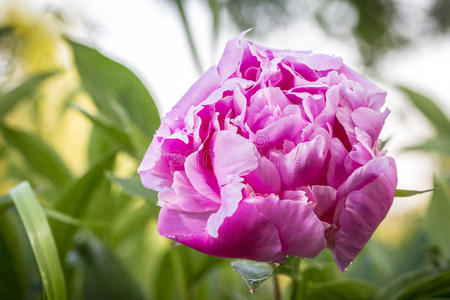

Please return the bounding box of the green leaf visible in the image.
[107,174,157,203]
[405,136,450,155]
[392,269,450,299]
[426,178,450,258]
[373,268,450,300]
[398,86,450,135]
[395,188,435,197]
[71,104,131,147]
[305,279,376,300]
[0,208,41,299]
[0,70,58,118]
[174,0,203,74]
[52,150,116,256]
[9,181,66,300]
[1,124,72,186]
[231,260,274,291]
[44,207,106,228]
[110,203,156,245]
[74,235,146,300]
[68,39,160,138]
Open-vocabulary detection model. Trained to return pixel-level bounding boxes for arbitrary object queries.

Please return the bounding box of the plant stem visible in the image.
[273,270,281,300]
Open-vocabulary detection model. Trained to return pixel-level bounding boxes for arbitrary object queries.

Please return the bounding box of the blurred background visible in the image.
[0,0,449,299]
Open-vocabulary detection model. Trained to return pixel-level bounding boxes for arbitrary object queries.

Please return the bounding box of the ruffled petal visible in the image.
[279,134,330,188]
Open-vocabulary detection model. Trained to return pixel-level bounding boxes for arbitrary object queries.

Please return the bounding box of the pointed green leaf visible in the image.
[398,86,450,134]
[68,39,160,138]
[231,260,274,291]
[71,104,131,146]
[1,124,72,186]
[0,70,58,118]
[395,188,435,197]
[9,182,66,300]
[107,174,157,203]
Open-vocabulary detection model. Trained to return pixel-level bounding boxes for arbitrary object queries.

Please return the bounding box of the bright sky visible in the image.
[13,0,450,215]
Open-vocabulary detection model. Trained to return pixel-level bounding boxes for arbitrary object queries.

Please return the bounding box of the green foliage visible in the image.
[1,124,72,186]
[10,182,66,300]
[68,39,160,139]
[74,235,146,300]
[395,188,435,197]
[0,70,58,118]
[405,136,450,154]
[426,178,450,259]
[398,86,450,135]
[107,174,157,203]
[305,280,376,300]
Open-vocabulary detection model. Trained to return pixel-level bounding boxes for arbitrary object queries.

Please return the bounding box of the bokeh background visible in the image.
[0,0,449,299]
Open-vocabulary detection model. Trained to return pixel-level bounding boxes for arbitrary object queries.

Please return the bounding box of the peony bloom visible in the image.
[138,33,397,271]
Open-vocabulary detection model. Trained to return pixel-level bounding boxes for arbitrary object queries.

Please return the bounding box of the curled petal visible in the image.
[159,199,284,262]
[330,157,397,271]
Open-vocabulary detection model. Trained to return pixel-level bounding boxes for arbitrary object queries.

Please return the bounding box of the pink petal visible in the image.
[351,107,386,141]
[337,156,391,199]
[330,156,397,271]
[248,195,327,258]
[206,182,245,238]
[166,171,220,212]
[185,150,221,202]
[218,38,244,80]
[158,199,284,262]
[212,131,259,186]
[252,113,305,151]
[279,135,330,188]
[246,156,281,195]
[138,139,172,192]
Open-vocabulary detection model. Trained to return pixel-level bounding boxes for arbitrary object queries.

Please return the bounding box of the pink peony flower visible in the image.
[138,34,397,271]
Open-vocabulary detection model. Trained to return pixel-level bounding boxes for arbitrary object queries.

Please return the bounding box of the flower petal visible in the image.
[158,199,284,262]
[185,150,221,202]
[212,131,259,186]
[279,134,330,188]
[246,157,281,195]
[248,195,327,258]
[206,182,245,238]
[330,156,397,271]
